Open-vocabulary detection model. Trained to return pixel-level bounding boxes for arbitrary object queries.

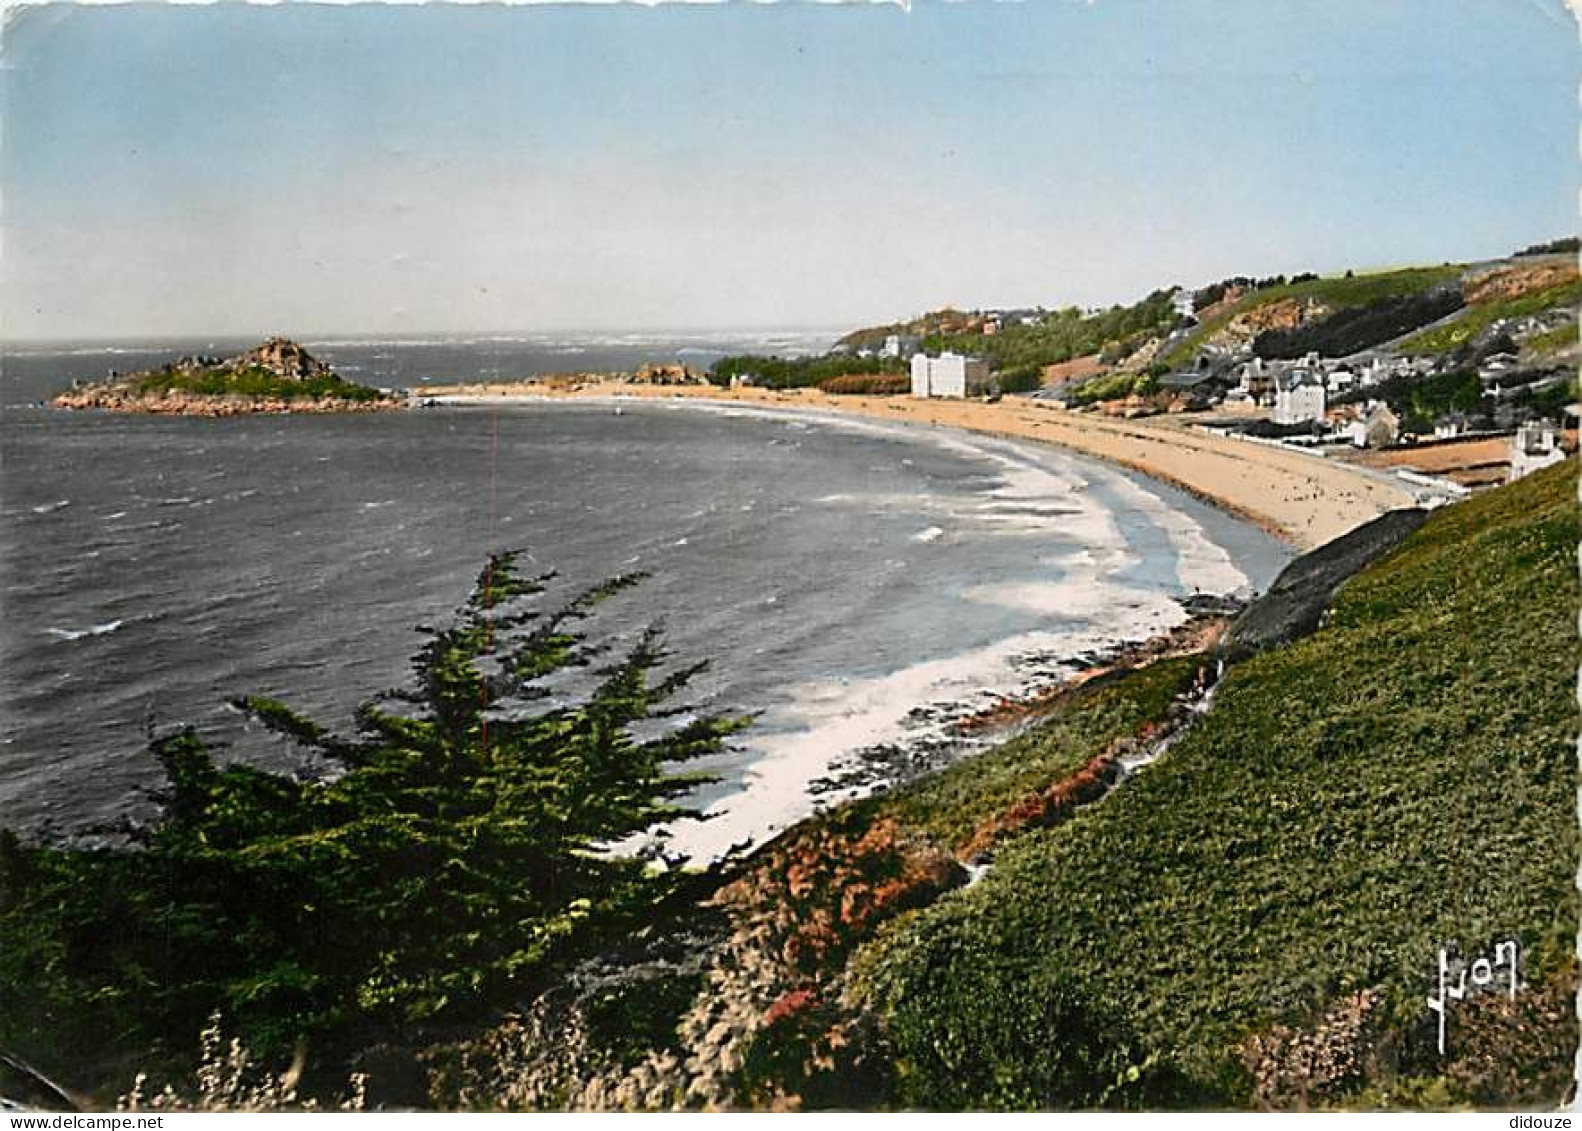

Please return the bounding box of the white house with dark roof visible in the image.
[1272,368,1326,425]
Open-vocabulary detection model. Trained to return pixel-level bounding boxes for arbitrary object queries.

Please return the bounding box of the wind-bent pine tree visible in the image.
[0,552,745,1070]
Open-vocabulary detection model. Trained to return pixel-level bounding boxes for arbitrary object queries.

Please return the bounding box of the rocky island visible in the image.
[52,338,402,415]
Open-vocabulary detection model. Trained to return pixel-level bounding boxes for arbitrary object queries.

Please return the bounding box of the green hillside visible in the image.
[1400,278,1582,355]
[1160,264,1466,370]
[807,290,1183,384]
[857,458,1579,1109]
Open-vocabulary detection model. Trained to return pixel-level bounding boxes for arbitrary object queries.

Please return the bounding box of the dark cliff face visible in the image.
[1219,507,1431,665]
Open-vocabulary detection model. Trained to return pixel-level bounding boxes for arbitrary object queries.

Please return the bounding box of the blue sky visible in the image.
[1,0,1576,339]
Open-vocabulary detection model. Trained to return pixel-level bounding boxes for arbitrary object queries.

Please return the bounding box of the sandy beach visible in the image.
[418,382,1419,550]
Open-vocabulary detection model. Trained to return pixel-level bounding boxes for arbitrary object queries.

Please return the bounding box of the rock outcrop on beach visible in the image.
[1218,506,1430,664]
[630,362,706,386]
[51,338,399,415]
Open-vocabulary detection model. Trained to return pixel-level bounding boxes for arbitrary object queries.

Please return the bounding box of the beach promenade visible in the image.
[420,382,1419,550]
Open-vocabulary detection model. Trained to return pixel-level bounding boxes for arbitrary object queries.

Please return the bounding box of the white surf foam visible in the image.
[658,599,1186,862]
[524,399,1261,863]
[45,619,124,642]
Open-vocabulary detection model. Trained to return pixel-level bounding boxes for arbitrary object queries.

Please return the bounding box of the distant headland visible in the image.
[51,338,401,415]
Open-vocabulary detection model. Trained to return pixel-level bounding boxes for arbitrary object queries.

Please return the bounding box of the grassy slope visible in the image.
[1399,278,1582,355]
[857,459,1579,1106]
[1161,265,1466,370]
[1524,321,1580,358]
[872,656,1201,851]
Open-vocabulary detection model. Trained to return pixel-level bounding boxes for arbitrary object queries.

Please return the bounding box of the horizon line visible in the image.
[4,238,1569,351]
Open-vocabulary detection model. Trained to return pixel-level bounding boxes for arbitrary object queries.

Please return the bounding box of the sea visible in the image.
[0,333,1292,860]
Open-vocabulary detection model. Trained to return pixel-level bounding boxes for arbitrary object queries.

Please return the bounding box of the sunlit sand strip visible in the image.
[419,382,1417,550]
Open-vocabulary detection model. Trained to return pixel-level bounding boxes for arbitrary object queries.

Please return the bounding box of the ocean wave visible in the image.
[912,525,946,543]
[656,597,1190,863]
[45,619,124,642]
[5,345,174,359]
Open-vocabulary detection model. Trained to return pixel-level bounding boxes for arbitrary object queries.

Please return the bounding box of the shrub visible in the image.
[1252,287,1465,360]
[995,365,1043,395]
[131,364,388,402]
[865,933,1198,1110]
[1062,370,1161,406]
[1514,236,1578,257]
[816,373,910,396]
[0,555,745,1087]
[711,354,905,390]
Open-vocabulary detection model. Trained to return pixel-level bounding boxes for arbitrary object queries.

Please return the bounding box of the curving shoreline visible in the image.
[416,382,1419,550]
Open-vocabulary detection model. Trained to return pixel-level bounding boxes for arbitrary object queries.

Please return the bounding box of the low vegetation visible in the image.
[816,373,910,396]
[855,460,1578,1109]
[126,363,389,402]
[1062,370,1159,407]
[1192,272,1320,312]
[826,291,1183,379]
[0,555,744,1096]
[1399,278,1582,355]
[874,656,1201,852]
[917,291,1181,373]
[1252,287,1464,360]
[1161,265,1466,370]
[709,353,904,390]
[1521,321,1578,357]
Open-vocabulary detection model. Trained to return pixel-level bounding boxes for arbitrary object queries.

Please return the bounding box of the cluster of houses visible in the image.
[1221,353,1431,417]
[1192,347,1571,483]
[900,341,1568,490]
[850,307,1053,362]
[876,270,1577,487]
[1156,352,1426,448]
[1196,349,1565,448]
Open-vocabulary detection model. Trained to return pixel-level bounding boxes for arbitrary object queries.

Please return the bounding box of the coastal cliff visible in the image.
[51,338,400,415]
